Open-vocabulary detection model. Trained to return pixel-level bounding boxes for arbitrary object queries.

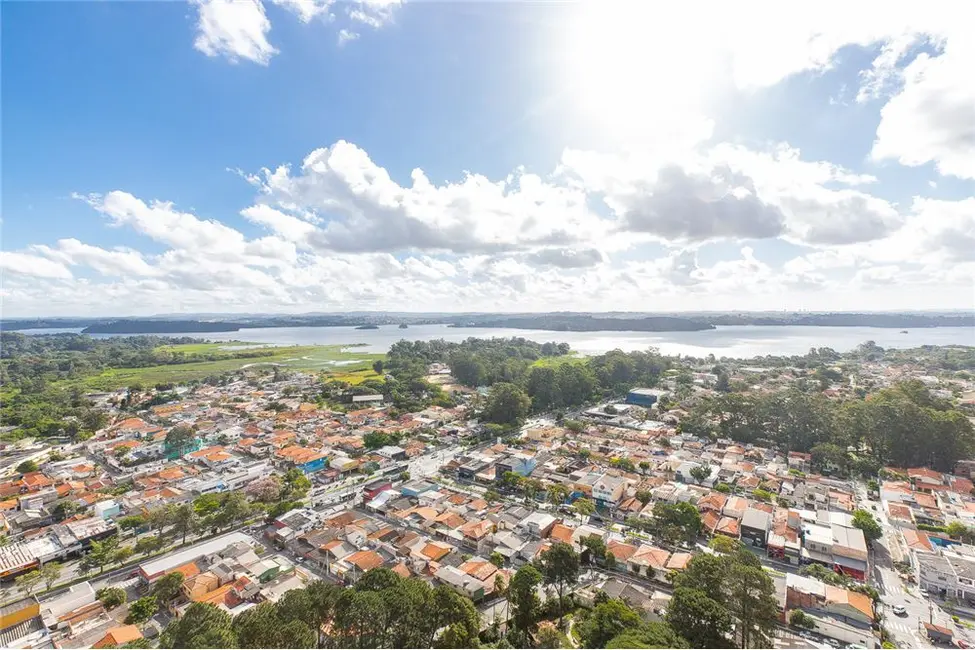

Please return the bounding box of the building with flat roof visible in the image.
[138,532,255,583]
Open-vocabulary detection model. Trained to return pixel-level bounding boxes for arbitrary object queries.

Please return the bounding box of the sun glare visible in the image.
[561,3,725,148]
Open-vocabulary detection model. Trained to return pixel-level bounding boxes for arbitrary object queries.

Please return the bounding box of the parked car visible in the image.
[956,640,970,649]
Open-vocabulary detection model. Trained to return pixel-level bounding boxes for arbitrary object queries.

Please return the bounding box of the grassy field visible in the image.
[80,343,384,390]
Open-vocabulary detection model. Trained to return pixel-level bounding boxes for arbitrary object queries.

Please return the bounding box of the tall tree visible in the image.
[667,587,733,648]
[726,562,778,649]
[508,564,543,646]
[539,542,580,628]
[483,382,531,426]
[170,503,198,545]
[40,562,61,590]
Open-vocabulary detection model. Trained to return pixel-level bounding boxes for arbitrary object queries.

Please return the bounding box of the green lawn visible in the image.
[79,344,385,390]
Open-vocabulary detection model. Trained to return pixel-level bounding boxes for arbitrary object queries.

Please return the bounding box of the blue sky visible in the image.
[2,0,973,316]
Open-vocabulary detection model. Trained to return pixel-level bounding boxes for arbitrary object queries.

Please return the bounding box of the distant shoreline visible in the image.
[5,311,974,334]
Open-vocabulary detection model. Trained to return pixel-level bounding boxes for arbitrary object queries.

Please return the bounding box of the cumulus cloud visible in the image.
[247,140,601,255]
[871,38,975,180]
[193,0,277,65]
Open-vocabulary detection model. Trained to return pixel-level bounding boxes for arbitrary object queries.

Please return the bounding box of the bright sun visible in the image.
[560,3,725,148]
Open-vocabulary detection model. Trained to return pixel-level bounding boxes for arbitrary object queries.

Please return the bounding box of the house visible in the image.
[376,446,407,462]
[518,512,556,539]
[741,508,772,548]
[93,625,143,649]
[788,452,812,473]
[495,454,537,480]
[626,389,665,407]
[831,524,868,582]
[785,573,876,648]
[592,475,628,508]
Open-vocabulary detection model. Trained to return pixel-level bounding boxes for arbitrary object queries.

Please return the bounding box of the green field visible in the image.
[80,343,384,390]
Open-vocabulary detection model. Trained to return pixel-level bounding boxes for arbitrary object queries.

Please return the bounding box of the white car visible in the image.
[892,605,907,616]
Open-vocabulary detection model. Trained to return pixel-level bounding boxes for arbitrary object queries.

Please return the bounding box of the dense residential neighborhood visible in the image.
[2,340,975,650]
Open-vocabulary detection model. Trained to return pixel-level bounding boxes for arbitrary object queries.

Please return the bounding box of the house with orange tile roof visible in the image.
[715,516,741,538]
[629,544,670,577]
[93,625,143,649]
[606,540,637,564]
[419,541,453,562]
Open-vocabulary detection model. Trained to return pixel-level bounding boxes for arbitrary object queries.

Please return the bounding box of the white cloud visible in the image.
[193,0,278,65]
[248,140,602,255]
[271,0,331,23]
[337,29,359,46]
[31,239,157,277]
[0,252,73,280]
[871,38,975,179]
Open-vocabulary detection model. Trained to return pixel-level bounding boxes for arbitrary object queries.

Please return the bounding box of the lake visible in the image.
[12,324,975,358]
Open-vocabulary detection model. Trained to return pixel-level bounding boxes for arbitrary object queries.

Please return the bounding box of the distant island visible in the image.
[398,323,409,329]
[82,320,241,334]
[355,324,380,330]
[450,315,715,332]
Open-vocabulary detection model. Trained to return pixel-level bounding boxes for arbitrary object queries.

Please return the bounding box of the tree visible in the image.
[852,509,883,543]
[115,446,131,460]
[484,488,501,503]
[372,360,384,375]
[52,500,82,522]
[114,546,135,566]
[689,464,713,484]
[215,490,252,530]
[635,489,653,505]
[16,460,39,474]
[573,498,596,517]
[651,501,702,545]
[539,542,580,628]
[135,535,163,556]
[234,601,316,648]
[87,535,121,574]
[639,461,651,473]
[126,596,158,624]
[580,534,607,566]
[170,503,198,545]
[165,424,196,457]
[281,467,312,500]
[714,482,731,493]
[946,521,971,540]
[15,570,42,596]
[490,551,505,569]
[40,562,61,590]
[117,515,146,531]
[709,536,742,555]
[726,561,778,648]
[810,442,848,474]
[483,383,531,426]
[606,623,688,649]
[159,602,237,649]
[547,484,569,507]
[97,587,127,610]
[577,598,643,648]
[789,609,815,629]
[153,571,185,605]
[509,564,543,645]
[146,507,172,534]
[536,624,563,648]
[246,476,282,503]
[667,587,733,648]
